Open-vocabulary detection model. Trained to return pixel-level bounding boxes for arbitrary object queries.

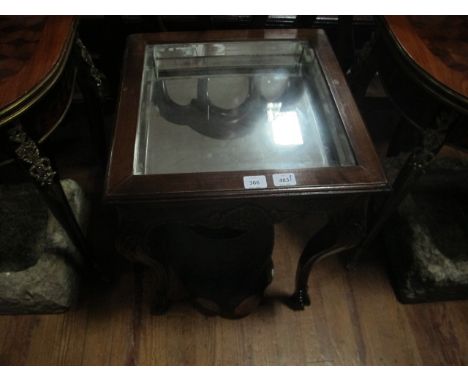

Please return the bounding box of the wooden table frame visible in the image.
[106,29,386,201]
[105,29,388,314]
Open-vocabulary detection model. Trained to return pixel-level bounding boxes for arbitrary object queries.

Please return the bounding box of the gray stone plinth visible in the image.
[0,179,88,314]
[383,157,468,303]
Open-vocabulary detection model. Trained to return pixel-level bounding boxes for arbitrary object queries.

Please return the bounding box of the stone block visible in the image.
[383,157,468,303]
[0,179,88,314]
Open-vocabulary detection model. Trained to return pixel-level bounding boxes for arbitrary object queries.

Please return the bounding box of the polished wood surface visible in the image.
[0,217,467,365]
[0,16,76,126]
[384,16,468,101]
[106,29,386,201]
[0,15,102,270]
[106,29,388,317]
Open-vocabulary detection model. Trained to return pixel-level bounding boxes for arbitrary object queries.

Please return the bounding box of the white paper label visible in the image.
[273,173,297,187]
[243,175,267,189]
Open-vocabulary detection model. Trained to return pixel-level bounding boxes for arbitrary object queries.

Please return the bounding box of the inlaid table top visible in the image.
[384,16,468,102]
[0,16,77,126]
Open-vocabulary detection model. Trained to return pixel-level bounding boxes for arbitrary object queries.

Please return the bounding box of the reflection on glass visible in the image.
[134,40,355,175]
[268,105,304,146]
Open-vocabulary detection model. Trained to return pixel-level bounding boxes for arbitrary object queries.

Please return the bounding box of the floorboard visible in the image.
[1,217,467,365]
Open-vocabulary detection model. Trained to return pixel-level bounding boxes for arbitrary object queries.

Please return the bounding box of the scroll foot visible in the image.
[288,289,311,311]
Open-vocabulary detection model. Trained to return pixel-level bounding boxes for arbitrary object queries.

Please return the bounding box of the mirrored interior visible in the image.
[134,40,356,175]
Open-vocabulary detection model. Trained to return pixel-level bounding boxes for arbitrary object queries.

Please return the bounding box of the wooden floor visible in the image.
[1,215,467,366]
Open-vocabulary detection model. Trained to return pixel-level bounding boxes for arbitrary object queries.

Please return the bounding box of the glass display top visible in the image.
[133,40,356,176]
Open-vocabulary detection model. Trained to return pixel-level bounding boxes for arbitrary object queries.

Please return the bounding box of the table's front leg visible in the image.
[288,199,367,311]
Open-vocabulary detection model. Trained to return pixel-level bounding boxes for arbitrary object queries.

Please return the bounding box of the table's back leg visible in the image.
[115,221,173,315]
[75,37,108,165]
[347,30,379,105]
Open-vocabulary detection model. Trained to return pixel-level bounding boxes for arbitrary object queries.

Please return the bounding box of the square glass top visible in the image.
[133,40,356,175]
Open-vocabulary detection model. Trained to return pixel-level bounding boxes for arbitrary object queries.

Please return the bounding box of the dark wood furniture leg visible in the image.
[75,37,107,164]
[352,109,460,265]
[115,221,172,314]
[347,30,379,105]
[150,262,171,315]
[336,16,355,72]
[289,199,368,310]
[6,123,95,271]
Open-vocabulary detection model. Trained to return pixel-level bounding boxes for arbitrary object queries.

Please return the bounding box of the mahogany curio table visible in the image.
[105,29,388,318]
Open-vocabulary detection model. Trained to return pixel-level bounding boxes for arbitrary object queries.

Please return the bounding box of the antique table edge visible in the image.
[381,16,468,113]
[104,178,389,204]
[106,29,388,202]
[0,17,78,127]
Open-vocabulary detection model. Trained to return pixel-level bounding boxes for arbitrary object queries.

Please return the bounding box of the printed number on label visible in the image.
[243,175,267,189]
[273,173,297,187]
